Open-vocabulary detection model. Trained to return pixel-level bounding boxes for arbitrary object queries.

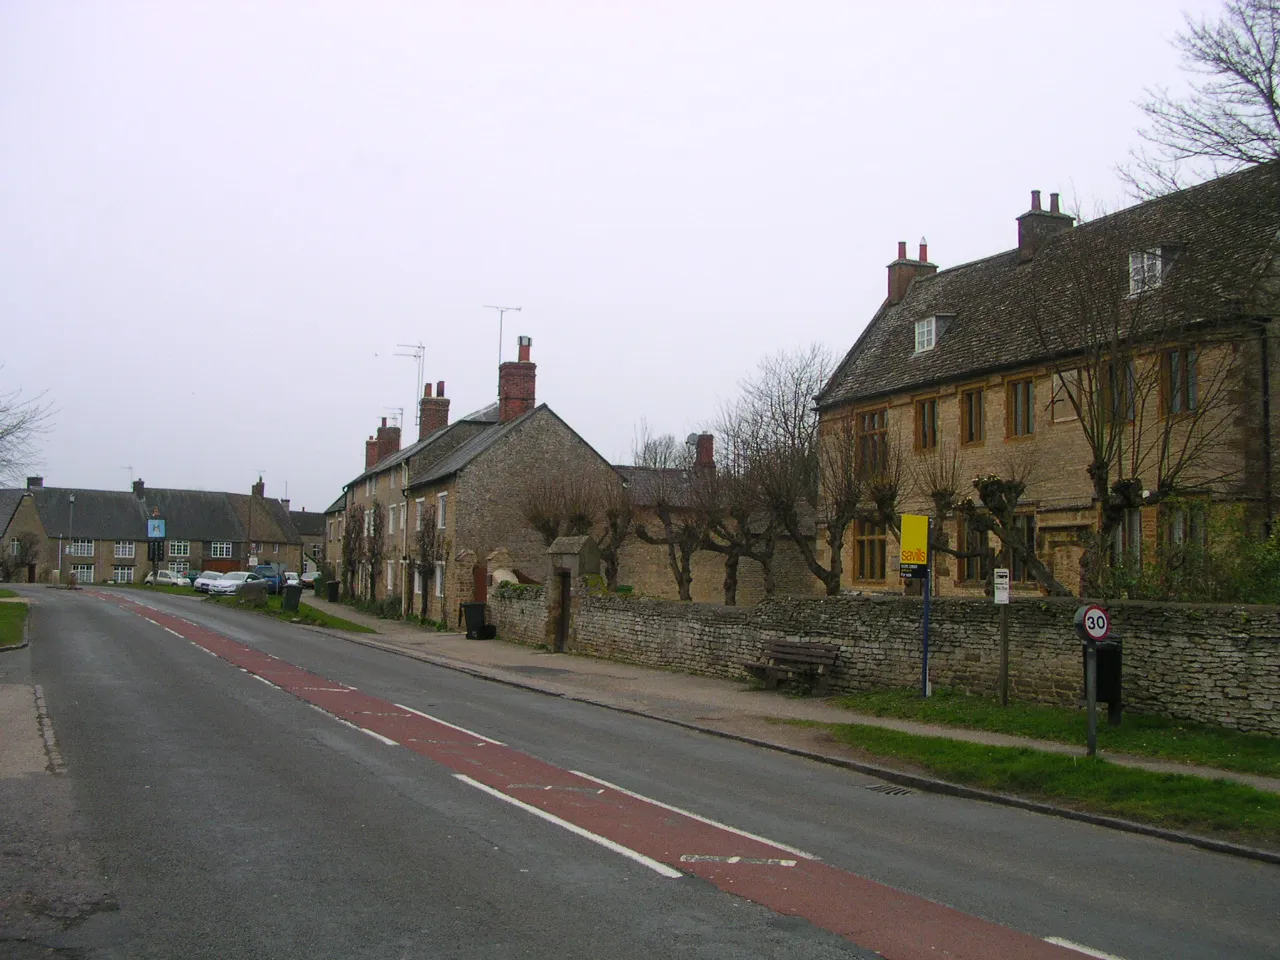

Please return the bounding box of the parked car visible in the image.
[144,570,188,588]
[253,564,283,594]
[183,569,201,586]
[283,572,301,590]
[208,571,264,596]
[300,570,318,588]
[193,571,224,593]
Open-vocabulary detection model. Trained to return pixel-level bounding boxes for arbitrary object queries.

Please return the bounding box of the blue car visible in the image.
[253,565,283,594]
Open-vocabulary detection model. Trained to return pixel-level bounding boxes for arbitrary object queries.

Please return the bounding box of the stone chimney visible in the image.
[886,239,937,305]
[419,380,451,441]
[251,476,265,498]
[375,417,401,464]
[26,476,43,489]
[1017,190,1074,261]
[280,499,290,511]
[498,336,536,423]
[131,478,145,497]
[695,433,714,469]
[365,435,378,470]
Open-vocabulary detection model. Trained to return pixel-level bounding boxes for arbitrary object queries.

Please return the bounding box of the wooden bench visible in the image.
[741,640,840,695]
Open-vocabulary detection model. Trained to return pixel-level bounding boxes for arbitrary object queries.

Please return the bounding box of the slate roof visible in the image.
[410,408,536,487]
[0,489,28,533]
[615,466,698,509]
[28,487,149,540]
[324,493,348,515]
[345,402,502,489]
[290,509,327,537]
[819,162,1280,410]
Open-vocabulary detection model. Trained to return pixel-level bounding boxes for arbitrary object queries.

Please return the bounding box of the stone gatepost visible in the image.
[545,536,600,652]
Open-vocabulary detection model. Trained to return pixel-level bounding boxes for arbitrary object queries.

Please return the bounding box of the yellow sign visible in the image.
[899,514,929,579]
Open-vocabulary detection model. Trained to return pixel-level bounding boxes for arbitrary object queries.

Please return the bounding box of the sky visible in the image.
[0,0,1225,512]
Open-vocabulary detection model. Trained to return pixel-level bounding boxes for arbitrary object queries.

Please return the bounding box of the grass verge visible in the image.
[831,687,1280,777]
[113,582,200,597]
[805,720,1280,846]
[0,588,19,598]
[206,594,376,633]
[0,601,28,648]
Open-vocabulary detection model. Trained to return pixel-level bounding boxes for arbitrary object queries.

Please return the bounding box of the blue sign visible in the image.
[147,518,166,539]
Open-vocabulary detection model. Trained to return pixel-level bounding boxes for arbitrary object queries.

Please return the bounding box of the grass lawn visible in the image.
[831,687,1280,777]
[206,594,375,633]
[0,601,28,648]
[0,589,18,598]
[810,721,1280,845]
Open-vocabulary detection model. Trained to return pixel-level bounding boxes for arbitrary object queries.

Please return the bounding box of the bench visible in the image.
[741,640,840,695]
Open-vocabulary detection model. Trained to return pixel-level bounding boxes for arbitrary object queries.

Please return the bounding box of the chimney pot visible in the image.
[499,336,537,423]
[919,239,928,263]
[1017,188,1075,261]
[896,240,907,260]
[437,380,445,397]
[695,433,715,469]
[517,336,532,363]
[418,379,451,440]
[26,476,43,489]
[887,237,938,305]
[131,478,144,497]
[423,383,433,398]
[381,416,387,427]
[1049,192,1060,214]
[1031,189,1042,211]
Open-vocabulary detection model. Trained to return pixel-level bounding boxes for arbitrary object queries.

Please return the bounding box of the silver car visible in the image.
[208,571,263,595]
[193,571,224,593]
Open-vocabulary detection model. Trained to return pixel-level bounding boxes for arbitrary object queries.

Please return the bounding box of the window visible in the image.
[114,540,135,559]
[914,398,938,451]
[366,476,375,497]
[1129,249,1165,295]
[1163,347,1198,415]
[168,540,190,558]
[69,539,94,557]
[9,538,19,556]
[1102,361,1137,424]
[1051,370,1080,422]
[960,388,984,445]
[415,566,424,594]
[364,509,374,535]
[388,504,397,534]
[853,520,887,581]
[415,498,425,531]
[113,566,135,583]
[958,516,989,582]
[1165,503,1208,553]
[437,493,448,530]
[386,561,394,590]
[914,317,936,353]
[1009,515,1038,583]
[1007,379,1034,438]
[251,541,262,553]
[402,464,409,488]
[168,560,189,575]
[856,409,888,472]
[70,563,94,584]
[1110,508,1143,564]
[211,541,232,559]
[434,560,445,597]
[272,542,279,553]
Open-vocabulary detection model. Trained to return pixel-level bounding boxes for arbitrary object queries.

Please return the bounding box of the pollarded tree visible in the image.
[413,505,445,618]
[341,503,365,599]
[365,498,387,600]
[631,425,709,602]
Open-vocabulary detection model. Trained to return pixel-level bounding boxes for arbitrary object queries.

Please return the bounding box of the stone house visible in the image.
[0,476,302,584]
[289,509,327,574]
[816,162,1280,596]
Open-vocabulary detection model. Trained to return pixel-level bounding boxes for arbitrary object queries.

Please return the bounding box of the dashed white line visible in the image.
[394,703,506,746]
[251,675,278,689]
[359,727,399,746]
[680,855,797,867]
[453,774,682,879]
[163,627,184,638]
[1043,937,1129,959]
[571,771,818,860]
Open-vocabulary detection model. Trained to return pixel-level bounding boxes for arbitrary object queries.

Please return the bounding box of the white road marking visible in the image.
[680,855,797,867]
[453,774,682,879]
[163,627,184,638]
[507,784,606,794]
[358,727,399,746]
[1043,937,1129,959]
[301,687,354,692]
[251,675,278,689]
[571,771,818,860]
[306,703,363,732]
[394,703,506,746]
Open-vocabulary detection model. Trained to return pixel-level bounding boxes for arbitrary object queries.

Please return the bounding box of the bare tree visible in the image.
[594,474,633,592]
[0,531,41,582]
[632,424,709,601]
[521,475,599,548]
[365,499,387,600]
[1129,0,1279,191]
[412,505,445,618]
[0,381,53,484]
[340,503,365,599]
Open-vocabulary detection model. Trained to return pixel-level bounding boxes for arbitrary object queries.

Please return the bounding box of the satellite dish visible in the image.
[685,433,699,448]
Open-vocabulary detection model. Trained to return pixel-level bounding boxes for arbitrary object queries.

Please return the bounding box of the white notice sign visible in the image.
[993,568,1010,605]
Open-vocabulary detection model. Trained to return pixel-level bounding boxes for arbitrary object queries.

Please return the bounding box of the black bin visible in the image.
[281,583,304,612]
[326,580,339,603]
[461,601,487,639]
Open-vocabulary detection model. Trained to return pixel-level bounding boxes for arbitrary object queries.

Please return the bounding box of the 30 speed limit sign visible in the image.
[1074,604,1111,642]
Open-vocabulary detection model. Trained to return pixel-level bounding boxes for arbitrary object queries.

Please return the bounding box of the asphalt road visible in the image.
[12,585,1280,958]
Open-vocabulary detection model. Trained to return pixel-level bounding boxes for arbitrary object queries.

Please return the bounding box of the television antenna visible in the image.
[383,407,404,429]
[121,465,133,486]
[484,305,522,366]
[395,342,426,426]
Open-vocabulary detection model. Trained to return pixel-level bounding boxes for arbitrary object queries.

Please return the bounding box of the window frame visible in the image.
[1128,248,1164,295]
[958,515,990,583]
[852,519,887,582]
[211,541,232,559]
[70,563,94,583]
[914,397,938,452]
[1051,369,1081,423]
[434,560,445,597]
[437,493,448,531]
[168,539,190,558]
[1162,346,1199,417]
[366,476,375,497]
[1006,378,1035,439]
[855,408,888,473]
[112,565,135,583]
[959,386,984,446]
[1009,514,1038,583]
[914,317,936,354]
[69,538,94,557]
[113,540,135,559]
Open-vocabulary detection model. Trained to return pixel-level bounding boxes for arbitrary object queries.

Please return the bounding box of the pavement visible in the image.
[298,592,1280,798]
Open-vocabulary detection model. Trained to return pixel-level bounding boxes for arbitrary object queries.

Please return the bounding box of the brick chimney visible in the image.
[419,380,451,441]
[886,239,937,305]
[695,433,714,469]
[251,476,265,498]
[375,417,401,464]
[498,336,536,423]
[26,476,43,489]
[1017,190,1074,261]
[132,478,145,497]
[365,435,378,470]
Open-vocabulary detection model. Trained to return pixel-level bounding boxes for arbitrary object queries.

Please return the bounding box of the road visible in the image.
[5,585,1278,958]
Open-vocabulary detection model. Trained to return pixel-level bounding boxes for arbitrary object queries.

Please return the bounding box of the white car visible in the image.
[208,571,263,596]
[193,571,224,593]
[283,572,301,590]
[145,570,188,588]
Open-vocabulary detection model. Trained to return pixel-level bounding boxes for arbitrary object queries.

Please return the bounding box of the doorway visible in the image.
[555,572,571,652]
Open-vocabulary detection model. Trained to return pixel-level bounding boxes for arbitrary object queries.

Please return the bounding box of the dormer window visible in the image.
[914,317,936,353]
[1129,249,1165,295]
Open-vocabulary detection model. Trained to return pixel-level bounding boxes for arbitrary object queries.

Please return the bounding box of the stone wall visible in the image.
[489,583,547,647]
[487,588,1280,735]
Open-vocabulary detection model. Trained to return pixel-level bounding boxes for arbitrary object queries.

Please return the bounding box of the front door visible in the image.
[473,563,488,602]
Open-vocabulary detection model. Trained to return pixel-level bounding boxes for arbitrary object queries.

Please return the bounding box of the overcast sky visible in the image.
[1,0,1223,511]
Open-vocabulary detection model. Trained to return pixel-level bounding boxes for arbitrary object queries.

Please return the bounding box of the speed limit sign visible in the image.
[1074,604,1111,642]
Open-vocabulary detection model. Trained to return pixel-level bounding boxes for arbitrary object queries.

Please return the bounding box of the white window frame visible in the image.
[434,560,445,597]
[70,563,94,583]
[437,493,447,530]
[211,541,232,559]
[415,498,424,531]
[914,317,936,354]
[114,540,135,559]
[168,559,190,575]
[112,566,135,583]
[386,560,394,590]
[388,503,397,534]
[1129,249,1164,295]
[414,566,424,594]
[1051,370,1081,423]
[168,540,190,558]
[9,537,19,556]
[366,476,375,497]
[69,538,94,557]
[272,542,279,553]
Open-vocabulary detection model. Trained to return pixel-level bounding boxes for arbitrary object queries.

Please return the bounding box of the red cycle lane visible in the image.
[96,592,1095,960]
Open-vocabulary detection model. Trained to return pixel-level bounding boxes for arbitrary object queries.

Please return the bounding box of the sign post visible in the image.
[1074,604,1111,758]
[899,515,931,698]
[994,568,1010,706]
[147,517,166,582]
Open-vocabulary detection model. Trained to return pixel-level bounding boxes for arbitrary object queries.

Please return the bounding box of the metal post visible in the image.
[921,520,931,698]
[999,604,1010,707]
[1085,641,1098,757]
